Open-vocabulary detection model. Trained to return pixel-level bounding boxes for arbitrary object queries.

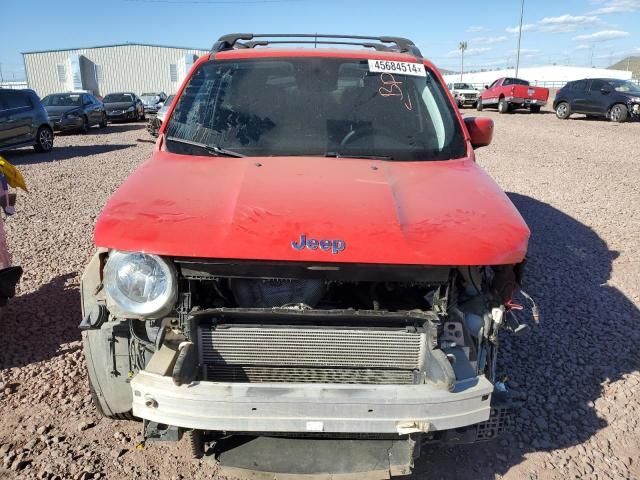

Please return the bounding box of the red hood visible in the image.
[94,152,529,265]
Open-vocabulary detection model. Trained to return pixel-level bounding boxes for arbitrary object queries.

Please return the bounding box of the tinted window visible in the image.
[573,80,587,91]
[103,93,134,103]
[503,78,529,86]
[2,91,32,109]
[165,58,466,161]
[589,79,607,92]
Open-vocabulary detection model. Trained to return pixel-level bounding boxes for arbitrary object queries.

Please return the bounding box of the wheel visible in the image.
[498,98,509,114]
[457,99,463,108]
[138,109,146,121]
[33,125,54,152]
[99,112,107,128]
[89,380,135,421]
[555,102,571,119]
[80,115,89,134]
[609,104,628,123]
[530,105,541,113]
[472,101,478,109]
[476,98,483,111]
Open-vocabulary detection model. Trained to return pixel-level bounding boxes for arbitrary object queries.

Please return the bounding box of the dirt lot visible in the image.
[0,109,638,480]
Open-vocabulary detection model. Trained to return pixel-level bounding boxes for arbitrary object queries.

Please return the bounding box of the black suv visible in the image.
[554,78,640,122]
[0,89,54,152]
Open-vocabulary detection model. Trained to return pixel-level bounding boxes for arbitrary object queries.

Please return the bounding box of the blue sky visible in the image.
[1,0,639,81]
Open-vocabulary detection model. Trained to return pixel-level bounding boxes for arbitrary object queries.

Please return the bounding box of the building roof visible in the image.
[22,42,208,55]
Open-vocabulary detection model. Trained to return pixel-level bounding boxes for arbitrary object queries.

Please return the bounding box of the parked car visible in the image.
[0,89,54,152]
[42,92,107,133]
[554,78,640,122]
[477,77,549,113]
[140,92,167,114]
[448,82,479,108]
[103,93,145,122]
[80,33,531,477]
[146,94,175,137]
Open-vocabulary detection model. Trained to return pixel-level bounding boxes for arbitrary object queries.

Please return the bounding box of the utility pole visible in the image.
[459,41,467,82]
[515,0,525,77]
[0,63,4,83]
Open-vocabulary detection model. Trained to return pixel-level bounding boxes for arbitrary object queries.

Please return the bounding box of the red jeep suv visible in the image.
[80,34,530,478]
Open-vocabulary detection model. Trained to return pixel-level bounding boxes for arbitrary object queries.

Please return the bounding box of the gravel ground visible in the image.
[0,109,638,480]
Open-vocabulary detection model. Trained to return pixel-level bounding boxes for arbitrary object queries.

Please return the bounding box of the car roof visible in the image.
[211,47,437,72]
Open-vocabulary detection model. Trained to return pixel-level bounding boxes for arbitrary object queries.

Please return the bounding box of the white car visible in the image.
[448,82,480,108]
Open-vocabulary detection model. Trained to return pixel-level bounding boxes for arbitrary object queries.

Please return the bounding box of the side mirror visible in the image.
[464,117,494,149]
[484,85,489,89]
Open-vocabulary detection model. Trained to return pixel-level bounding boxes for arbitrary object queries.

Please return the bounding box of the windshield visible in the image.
[41,94,82,107]
[141,94,161,103]
[454,83,474,89]
[609,80,640,93]
[165,58,466,161]
[104,93,133,103]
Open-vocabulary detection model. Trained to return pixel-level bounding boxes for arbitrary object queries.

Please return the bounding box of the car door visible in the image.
[483,79,501,105]
[568,80,588,113]
[83,95,98,125]
[0,91,34,147]
[585,79,611,115]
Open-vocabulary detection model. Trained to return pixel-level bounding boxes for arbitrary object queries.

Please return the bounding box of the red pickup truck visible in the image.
[478,77,549,113]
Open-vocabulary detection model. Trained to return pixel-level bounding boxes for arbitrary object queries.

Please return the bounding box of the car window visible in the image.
[103,93,134,103]
[41,94,82,107]
[165,58,466,161]
[573,80,587,91]
[2,91,32,110]
[489,80,499,88]
[589,79,607,92]
[608,79,640,93]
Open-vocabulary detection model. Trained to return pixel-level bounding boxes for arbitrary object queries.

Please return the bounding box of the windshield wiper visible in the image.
[324,152,393,160]
[166,136,245,158]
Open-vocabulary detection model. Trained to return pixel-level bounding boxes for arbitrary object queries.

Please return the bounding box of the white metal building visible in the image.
[443,65,633,88]
[22,43,209,98]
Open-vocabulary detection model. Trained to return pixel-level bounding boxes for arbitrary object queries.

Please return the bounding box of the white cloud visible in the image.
[466,26,488,33]
[573,30,630,41]
[472,36,508,45]
[506,48,542,57]
[506,14,599,33]
[445,47,492,58]
[575,44,592,50]
[589,0,640,14]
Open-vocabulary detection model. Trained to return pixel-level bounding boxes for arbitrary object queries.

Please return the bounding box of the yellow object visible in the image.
[0,156,28,192]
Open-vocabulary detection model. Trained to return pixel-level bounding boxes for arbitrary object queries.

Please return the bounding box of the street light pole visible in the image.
[515,0,525,77]
[459,41,467,82]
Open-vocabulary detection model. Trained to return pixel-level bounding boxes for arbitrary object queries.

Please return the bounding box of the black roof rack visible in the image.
[211,33,422,57]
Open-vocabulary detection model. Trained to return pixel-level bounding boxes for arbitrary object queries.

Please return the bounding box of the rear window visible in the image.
[503,78,530,86]
[165,58,466,161]
[104,93,133,103]
[1,91,32,110]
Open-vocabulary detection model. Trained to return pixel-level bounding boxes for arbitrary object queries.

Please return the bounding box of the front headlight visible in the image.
[127,106,135,112]
[104,251,177,318]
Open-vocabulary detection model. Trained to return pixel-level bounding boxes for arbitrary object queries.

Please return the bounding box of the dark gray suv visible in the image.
[0,89,54,153]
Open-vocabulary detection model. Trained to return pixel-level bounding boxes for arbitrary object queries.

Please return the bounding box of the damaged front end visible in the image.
[80,252,532,477]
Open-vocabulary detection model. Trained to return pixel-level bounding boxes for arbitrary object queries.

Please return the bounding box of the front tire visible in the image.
[99,112,107,128]
[555,102,571,119]
[609,104,628,123]
[33,125,54,152]
[476,98,483,111]
[498,98,509,114]
[530,105,541,113]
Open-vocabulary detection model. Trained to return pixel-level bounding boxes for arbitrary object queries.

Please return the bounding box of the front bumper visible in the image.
[49,116,83,131]
[107,111,136,121]
[131,371,493,434]
[143,106,160,113]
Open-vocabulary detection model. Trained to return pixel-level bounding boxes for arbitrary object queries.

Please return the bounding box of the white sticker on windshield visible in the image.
[368,59,426,77]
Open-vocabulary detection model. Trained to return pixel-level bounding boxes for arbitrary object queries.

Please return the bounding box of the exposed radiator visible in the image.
[198,325,426,385]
